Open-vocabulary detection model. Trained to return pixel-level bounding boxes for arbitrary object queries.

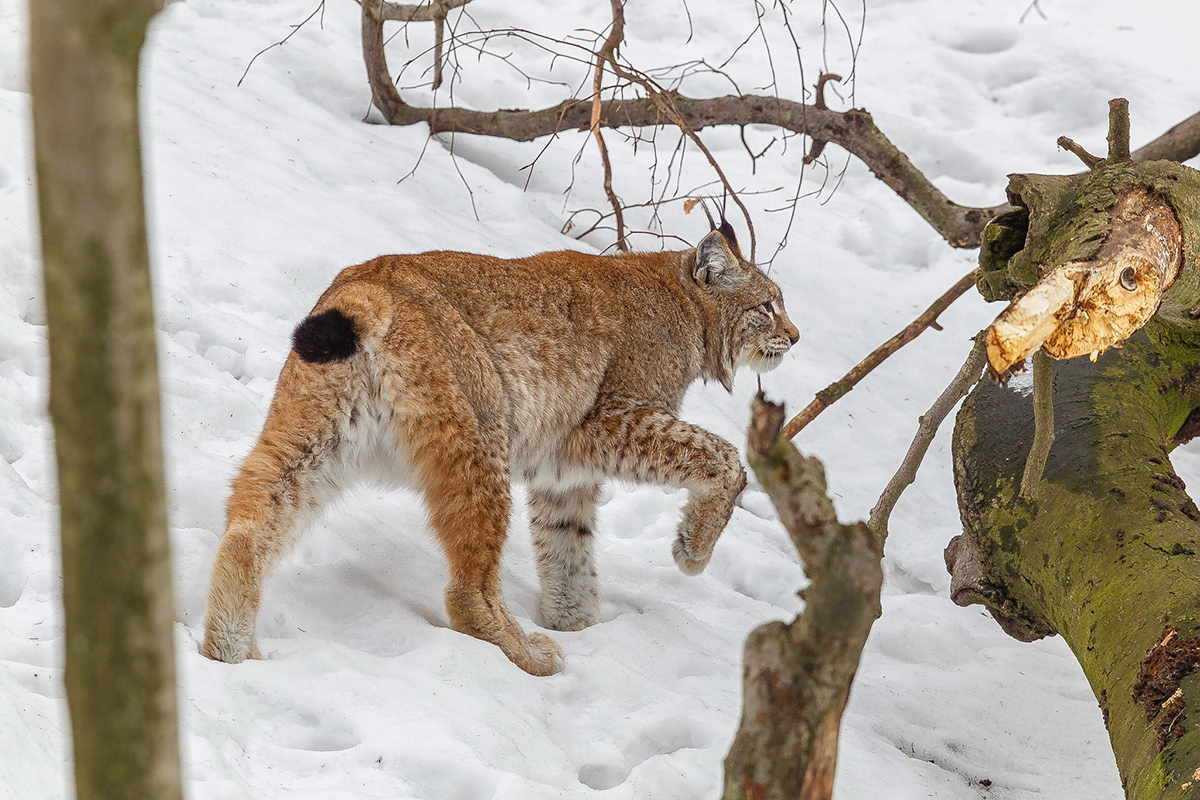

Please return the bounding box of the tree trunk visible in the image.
[723,398,883,800]
[949,153,1200,797]
[27,1,183,798]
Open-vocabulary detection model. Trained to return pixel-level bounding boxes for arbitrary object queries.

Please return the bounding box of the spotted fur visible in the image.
[202,229,799,675]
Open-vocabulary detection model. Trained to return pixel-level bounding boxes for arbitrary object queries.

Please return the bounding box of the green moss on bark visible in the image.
[954,150,1200,798]
[954,331,1200,797]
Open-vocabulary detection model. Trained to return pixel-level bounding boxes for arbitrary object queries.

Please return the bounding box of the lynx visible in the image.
[202,224,798,675]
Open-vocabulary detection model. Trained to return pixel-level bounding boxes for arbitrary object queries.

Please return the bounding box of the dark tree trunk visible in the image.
[28,0,183,798]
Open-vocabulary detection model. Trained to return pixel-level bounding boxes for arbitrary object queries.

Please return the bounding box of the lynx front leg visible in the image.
[564,409,747,575]
[528,483,601,631]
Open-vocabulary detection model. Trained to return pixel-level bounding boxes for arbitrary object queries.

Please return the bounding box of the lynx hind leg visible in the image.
[202,362,346,663]
[392,367,563,676]
[565,409,746,576]
[529,482,601,632]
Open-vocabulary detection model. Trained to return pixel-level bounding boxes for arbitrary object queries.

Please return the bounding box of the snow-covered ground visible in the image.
[3,0,1200,797]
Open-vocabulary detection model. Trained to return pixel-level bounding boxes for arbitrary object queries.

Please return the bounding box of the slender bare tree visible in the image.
[28,0,183,797]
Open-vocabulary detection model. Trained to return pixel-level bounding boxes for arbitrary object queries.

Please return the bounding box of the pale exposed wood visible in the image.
[984,188,1183,376]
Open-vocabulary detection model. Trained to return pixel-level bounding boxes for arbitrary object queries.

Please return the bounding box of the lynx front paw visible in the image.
[672,535,712,576]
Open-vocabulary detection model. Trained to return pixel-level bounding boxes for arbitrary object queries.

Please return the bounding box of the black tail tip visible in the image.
[292,308,359,364]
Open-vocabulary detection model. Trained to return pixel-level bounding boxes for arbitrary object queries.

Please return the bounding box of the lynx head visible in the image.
[691,224,799,391]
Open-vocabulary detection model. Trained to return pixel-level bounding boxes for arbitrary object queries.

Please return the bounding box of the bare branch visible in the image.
[814,72,841,111]
[590,0,628,251]
[868,333,986,540]
[360,2,999,249]
[1019,350,1055,498]
[1108,97,1131,163]
[781,268,982,440]
[378,0,472,23]
[1057,136,1102,169]
[724,394,882,800]
[1132,111,1200,164]
[360,6,1200,252]
[431,2,446,90]
[804,72,842,166]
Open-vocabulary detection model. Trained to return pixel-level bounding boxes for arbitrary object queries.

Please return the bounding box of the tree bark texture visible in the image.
[949,158,1200,798]
[28,1,183,799]
[723,398,883,800]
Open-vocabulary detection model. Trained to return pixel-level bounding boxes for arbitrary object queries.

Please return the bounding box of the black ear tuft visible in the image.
[695,229,737,288]
[717,218,738,249]
[292,308,359,364]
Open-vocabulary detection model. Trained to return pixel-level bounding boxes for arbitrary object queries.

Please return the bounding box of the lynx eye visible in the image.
[1119,267,1138,291]
[759,301,775,314]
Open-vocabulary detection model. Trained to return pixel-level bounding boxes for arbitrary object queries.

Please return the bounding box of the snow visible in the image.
[3,0,1200,797]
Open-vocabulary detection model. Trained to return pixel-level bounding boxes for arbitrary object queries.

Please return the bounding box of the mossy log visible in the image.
[950,138,1200,797]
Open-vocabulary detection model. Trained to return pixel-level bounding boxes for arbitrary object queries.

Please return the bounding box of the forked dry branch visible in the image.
[723,395,882,800]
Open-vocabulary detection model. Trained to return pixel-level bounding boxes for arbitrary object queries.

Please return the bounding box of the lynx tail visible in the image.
[292,308,359,363]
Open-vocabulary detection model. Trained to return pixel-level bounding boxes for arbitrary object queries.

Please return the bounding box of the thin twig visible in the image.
[431,1,446,90]
[1019,350,1055,498]
[868,333,987,541]
[591,0,628,251]
[1057,136,1102,169]
[1019,1,1047,23]
[237,0,325,88]
[605,62,760,260]
[781,268,981,439]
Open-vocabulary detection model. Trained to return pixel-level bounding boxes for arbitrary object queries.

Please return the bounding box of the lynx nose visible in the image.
[785,323,800,346]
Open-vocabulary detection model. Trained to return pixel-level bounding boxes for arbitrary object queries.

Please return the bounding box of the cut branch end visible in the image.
[1108,97,1131,163]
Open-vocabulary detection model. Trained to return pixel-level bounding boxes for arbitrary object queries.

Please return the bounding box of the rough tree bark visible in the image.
[948,110,1200,798]
[28,1,183,798]
[722,397,883,800]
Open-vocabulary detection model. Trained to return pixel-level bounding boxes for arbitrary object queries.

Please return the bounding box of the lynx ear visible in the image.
[694,229,739,288]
